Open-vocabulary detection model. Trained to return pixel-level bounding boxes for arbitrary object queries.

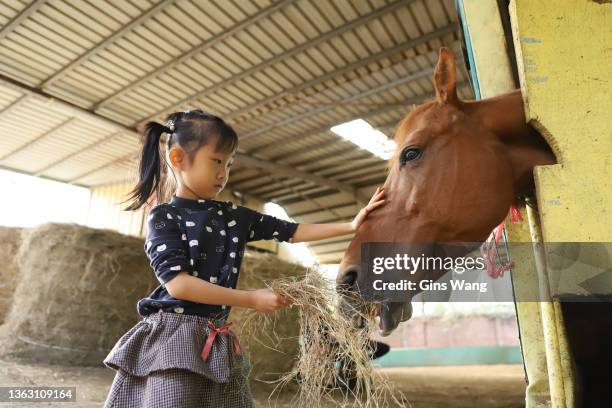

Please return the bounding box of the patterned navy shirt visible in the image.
[137,195,300,318]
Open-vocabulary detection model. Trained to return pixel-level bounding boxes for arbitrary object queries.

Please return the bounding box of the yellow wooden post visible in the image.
[509,1,612,406]
[458,1,554,406]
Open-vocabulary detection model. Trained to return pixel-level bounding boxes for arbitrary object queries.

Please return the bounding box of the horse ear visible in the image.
[433,47,458,105]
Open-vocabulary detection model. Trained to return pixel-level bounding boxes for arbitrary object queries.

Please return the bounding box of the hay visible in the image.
[231,250,307,390]
[238,268,409,408]
[0,227,23,324]
[0,223,157,366]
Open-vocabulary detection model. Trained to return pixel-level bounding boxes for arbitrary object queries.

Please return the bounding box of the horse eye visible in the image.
[400,148,422,165]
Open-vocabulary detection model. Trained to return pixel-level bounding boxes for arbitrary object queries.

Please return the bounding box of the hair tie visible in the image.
[164,119,176,133]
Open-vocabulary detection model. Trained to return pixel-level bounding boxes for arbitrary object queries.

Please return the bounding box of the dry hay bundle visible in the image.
[239,268,408,408]
[0,227,23,324]
[0,223,157,366]
[231,250,307,389]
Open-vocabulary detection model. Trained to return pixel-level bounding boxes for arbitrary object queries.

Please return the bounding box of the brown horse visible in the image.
[336,47,556,335]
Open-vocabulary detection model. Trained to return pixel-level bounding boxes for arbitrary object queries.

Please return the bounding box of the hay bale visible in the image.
[0,223,157,366]
[0,227,23,324]
[231,250,307,388]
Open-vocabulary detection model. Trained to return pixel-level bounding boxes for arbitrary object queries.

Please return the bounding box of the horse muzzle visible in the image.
[337,263,413,336]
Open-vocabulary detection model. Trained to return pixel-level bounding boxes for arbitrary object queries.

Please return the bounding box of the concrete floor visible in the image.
[0,358,526,407]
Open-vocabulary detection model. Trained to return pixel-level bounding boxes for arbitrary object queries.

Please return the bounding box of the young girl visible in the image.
[102,109,386,407]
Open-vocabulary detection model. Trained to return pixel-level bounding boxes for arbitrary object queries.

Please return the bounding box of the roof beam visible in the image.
[224,23,458,124]
[265,173,348,222]
[0,74,133,133]
[137,0,420,126]
[68,150,138,184]
[0,94,29,118]
[93,0,296,110]
[291,202,357,218]
[0,0,46,42]
[236,154,369,205]
[66,136,370,201]
[274,179,384,206]
[239,67,433,142]
[34,131,124,175]
[247,160,386,197]
[40,0,175,89]
[245,82,468,160]
[0,117,77,162]
[242,86,448,159]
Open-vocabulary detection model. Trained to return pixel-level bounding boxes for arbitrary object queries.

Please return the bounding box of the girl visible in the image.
[102,109,386,407]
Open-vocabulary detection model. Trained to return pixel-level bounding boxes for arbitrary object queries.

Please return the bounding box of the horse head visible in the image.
[336,47,556,335]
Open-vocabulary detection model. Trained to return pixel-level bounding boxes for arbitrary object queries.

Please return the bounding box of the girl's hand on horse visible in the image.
[249,288,292,313]
[351,186,386,232]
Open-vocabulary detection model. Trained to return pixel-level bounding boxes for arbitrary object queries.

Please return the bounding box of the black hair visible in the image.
[123,109,238,211]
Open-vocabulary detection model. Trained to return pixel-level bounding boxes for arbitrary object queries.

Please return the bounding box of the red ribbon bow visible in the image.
[200,320,241,361]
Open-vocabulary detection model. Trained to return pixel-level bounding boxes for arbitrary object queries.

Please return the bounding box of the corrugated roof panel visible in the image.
[0,0,470,263]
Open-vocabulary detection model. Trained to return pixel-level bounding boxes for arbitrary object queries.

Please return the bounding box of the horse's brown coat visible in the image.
[337,48,556,335]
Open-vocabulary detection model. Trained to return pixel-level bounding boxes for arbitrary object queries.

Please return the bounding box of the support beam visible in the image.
[252,82,469,159]
[275,177,385,206]
[0,0,46,42]
[34,131,124,175]
[239,67,434,141]
[266,173,347,222]
[231,150,382,190]
[3,74,365,201]
[41,0,175,89]
[243,84,474,158]
[292,201,357,218]
[0,94,29,118]
[236,153,369,205]
[245,159,385,198]
[0,117,77,162]
[224,23,458,123]
[68,150,138,184]
[0,74,133,134]
[137,0,422,126]
[250,167,387,199]
[93,0,296,110]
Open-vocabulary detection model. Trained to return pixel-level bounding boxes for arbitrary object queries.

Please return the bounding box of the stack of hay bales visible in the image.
[232,249,307,389]
[0,222,306,387]
[0,223,157,366]
[0,227,23,324]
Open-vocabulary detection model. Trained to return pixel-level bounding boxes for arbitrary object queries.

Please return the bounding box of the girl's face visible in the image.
[171,137,235,199]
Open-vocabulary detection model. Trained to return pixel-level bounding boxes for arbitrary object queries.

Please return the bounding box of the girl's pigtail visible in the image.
[123,121,169,211]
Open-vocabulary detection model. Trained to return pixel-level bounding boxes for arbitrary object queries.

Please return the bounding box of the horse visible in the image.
[336,47,556,336]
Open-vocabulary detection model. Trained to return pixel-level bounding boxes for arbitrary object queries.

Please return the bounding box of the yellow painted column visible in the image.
[510,1,612,407]
[460,1,553,406]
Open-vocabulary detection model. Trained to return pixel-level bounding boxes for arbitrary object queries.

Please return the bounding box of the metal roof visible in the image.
[0,0,473,263]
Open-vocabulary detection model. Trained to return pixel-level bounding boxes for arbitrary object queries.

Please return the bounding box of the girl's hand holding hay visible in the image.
[250,288,292,313]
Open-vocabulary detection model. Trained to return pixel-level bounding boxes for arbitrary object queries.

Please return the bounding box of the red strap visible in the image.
[482,223,514,278]
[201,320,242,361]
[509,203,524,223]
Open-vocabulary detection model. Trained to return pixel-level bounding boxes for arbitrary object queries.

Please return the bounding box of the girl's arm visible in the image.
[291,222,353,242]
[166,272,289,313]
[291,186,386,243]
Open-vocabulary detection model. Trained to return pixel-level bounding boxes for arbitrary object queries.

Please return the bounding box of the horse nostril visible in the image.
[336,266,360,293]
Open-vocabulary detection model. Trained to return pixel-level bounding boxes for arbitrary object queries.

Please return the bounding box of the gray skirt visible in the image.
[102,309,252,407]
